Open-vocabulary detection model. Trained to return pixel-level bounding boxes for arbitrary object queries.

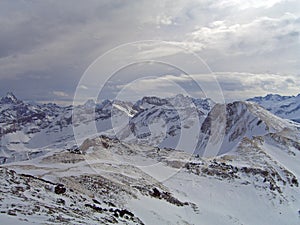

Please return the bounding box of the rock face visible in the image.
[54,184,66,194]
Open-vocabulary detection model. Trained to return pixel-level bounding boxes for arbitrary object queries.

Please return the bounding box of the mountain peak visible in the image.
[0,92,20,104]
[83,99,96,108]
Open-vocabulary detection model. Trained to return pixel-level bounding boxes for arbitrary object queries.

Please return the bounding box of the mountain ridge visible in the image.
[1,92,299,163]
[247,93,300,122]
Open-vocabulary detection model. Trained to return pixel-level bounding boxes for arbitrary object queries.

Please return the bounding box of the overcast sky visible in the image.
[0,0,299,103]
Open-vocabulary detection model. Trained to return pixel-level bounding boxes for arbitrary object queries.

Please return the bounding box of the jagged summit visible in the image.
[133,94,213,111]
[0,92,20,104]
[83,99,97,108]
[133,96,170,110]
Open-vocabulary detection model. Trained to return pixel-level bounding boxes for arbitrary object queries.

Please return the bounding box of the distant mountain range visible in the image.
[247,93,300,122]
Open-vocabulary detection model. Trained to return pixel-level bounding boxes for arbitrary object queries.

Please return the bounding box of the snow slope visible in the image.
[1,133,299,224]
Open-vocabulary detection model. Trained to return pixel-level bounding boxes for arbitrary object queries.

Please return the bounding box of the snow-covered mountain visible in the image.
[0,93,67,163]
[0,93,138,162]
[1,92,300,224]
[0,93,215,163]
[1,92,299,163]
[117,96,298,157]
[247,93,300,122]
[197,101,298,156]
[117,94,214,153]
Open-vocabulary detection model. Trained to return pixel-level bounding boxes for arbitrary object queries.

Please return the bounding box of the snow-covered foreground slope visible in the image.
[248,93,300,122]
[1,133,300,225]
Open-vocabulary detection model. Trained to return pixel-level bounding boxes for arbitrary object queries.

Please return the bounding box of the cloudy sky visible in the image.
[0,0,299,103]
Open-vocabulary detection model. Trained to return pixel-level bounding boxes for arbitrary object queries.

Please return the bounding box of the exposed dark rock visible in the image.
[7,209,17,216]
[85,204,103,213]
[92,199,101,205]
[57,198,65,205]
[151,188,161,198]
[115,209,134,218]
[54,184,66,194]
[149,187,189,207]
[102,141,110,149]
[104,201,116,207]
[291,177,299,187]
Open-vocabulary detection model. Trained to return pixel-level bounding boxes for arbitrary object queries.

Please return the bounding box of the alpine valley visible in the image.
[0,92,300,225]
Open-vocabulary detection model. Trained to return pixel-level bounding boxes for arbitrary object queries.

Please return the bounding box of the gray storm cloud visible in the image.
[0,0,299,102]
